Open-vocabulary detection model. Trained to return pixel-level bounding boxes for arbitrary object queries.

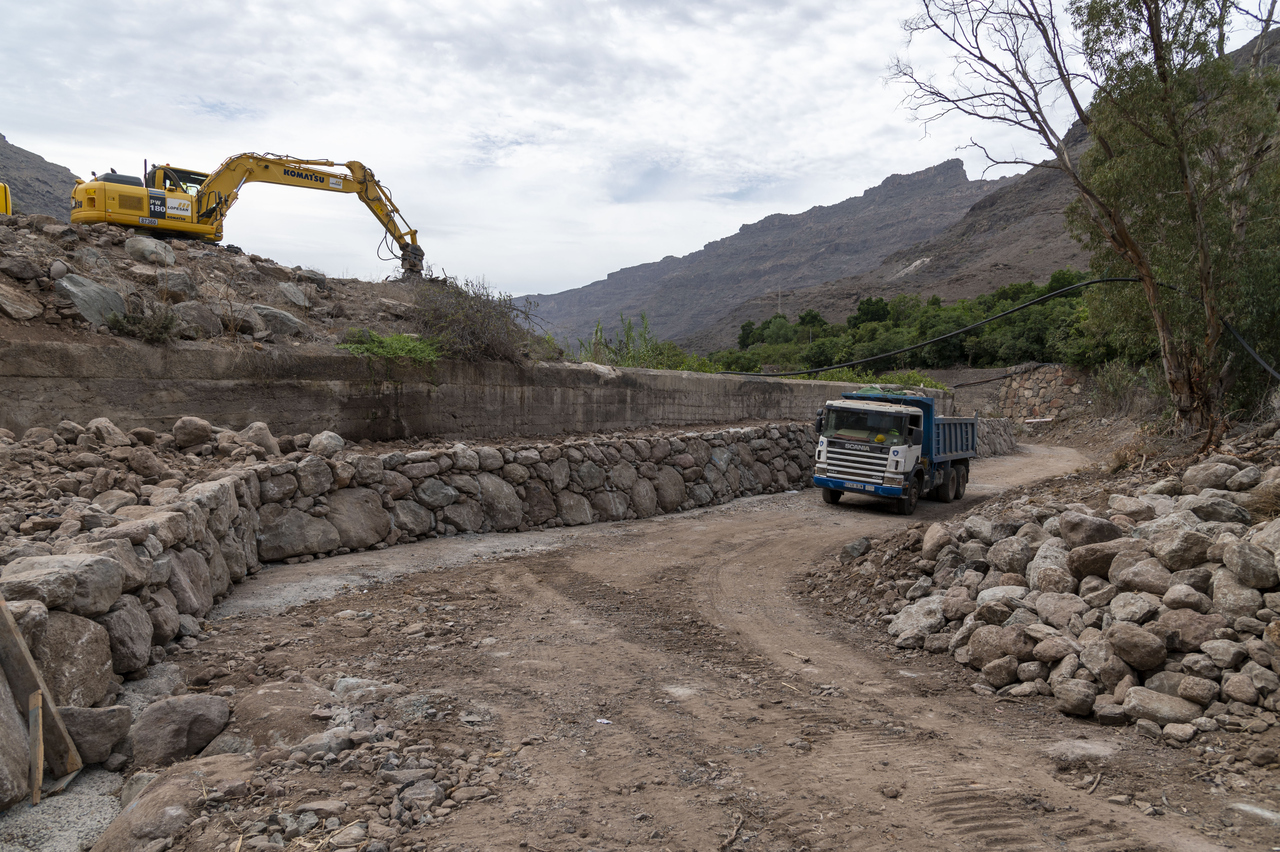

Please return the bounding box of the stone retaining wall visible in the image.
[998,363,1090,420]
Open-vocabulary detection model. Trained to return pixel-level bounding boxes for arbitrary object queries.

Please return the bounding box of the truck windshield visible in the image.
[824,409,908,446]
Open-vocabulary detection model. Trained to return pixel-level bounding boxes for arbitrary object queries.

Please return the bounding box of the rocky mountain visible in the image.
[680,128,1093,353]
[530,159,1015,346]
[0,133,79,221]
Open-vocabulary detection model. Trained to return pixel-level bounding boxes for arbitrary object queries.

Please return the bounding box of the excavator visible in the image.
[0,182,11,216]
[69,154,425,274]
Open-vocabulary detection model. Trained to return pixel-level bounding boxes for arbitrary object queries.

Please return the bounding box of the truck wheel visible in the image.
[896,478,920,515]
[954,465,968,499]
[939,468,957,504]
[821,488,841,505]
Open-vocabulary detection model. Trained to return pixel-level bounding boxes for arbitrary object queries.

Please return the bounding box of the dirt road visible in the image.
[185,444,1258,851]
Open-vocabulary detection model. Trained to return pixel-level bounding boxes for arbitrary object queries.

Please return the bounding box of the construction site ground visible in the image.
[161,440,1279,852]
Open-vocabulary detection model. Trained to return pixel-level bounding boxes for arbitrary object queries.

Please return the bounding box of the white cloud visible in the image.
[4,0,1045,294]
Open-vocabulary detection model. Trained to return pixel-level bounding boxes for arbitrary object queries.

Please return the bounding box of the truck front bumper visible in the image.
[813,474,904,499]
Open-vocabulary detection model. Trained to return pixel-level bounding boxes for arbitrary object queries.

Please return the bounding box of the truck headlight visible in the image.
[815,465,827,475]
[883,474,903,485]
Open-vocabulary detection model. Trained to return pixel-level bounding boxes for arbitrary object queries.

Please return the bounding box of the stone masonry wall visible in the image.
[998,363,1090,420]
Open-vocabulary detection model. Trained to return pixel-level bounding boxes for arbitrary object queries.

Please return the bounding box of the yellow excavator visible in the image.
[0,183,11,216]
[69,154,425,274]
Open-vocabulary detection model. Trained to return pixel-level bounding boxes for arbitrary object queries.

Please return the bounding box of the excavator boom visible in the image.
[71,153,425,274]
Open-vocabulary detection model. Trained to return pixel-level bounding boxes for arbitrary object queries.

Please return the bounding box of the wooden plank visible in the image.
[28,690,42,806]
[0,595,82,777]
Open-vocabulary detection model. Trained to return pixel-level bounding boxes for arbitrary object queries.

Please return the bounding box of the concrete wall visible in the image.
[0,339,945,441]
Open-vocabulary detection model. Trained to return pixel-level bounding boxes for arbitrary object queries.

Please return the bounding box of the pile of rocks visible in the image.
[0,213,334,343]
[91,676,510,852]
[879,449,1280,744]
[0,413,818,809]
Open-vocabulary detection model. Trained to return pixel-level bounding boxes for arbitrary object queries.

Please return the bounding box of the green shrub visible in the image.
[337,328,440,365]
[106,309,178,345]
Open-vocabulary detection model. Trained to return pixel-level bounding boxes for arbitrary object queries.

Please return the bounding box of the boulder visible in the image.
[922,524,957,560]
[522,480,558,525]
[163,549,213,616]
[1182,494,1251,525]
[478,472,522,530]
[1182,462,1240,492]
[32,611,114,707]
[441,500,484,532]
[1058,511,1123,548]
[1155,608,1228,652]
[327,488,391,549]
[1107,495,1157,521]
[308,431,344,457]
[1034,592,1089,630]
[97,594,154,673]
[1105,622,1167,671]
[414,478,458,509]
[1163,583,1212,613]
[124,236,177,267]
[252,304,309,337]
[259,473,297,503]
[237,422,280,457]
[391,500,435,535]
[591,490,630,522]
[2,554,123,617]
[555,491,593,526]
[654,466,687,512]
[1067,538,1146,580]
[54,274,127,326]
[1052,679,1097,716]
[1109,591,1160,623]
[149,589,181,645]
[1122,687,1201,726]
[172,416,213,449]
[1210,567,1264,621]
[257,504,341,560]
[0,672,29,809]
[986,537,1033,575]
[131,694,231,766]
[90,754,253,852]
[1223,541,1279,589]
[1150,529,1211,572]
[170,300,222,337]
[0,280,43,320]
[887,597,946,637]
[59,705,132,764]
[200,680,334,755]
[1110,557,1173,596]
[631,478,658,519]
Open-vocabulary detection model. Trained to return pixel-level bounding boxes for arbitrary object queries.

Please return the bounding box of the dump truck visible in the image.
[812,391,977,515]
[69,154,425,274]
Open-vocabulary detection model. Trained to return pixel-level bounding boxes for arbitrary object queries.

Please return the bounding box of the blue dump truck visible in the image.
[812,391,977,515]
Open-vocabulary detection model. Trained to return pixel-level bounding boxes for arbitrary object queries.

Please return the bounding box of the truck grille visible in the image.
[824,445,889,484]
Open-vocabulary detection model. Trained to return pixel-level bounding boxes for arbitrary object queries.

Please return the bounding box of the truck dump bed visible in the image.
[933,417,977,460]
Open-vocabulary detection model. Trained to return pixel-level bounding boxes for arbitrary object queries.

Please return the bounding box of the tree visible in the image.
[891,0,1280,434]
[738,320,757,350]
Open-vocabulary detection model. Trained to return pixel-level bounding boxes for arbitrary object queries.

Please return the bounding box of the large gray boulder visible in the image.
[1,554,123,617]
[163,549,213,617]
[252,304,309,337]
[441,500,484,532]
[97,594,154,673]
[237,422,280,457]
[295,455,334,496]
[654,466,686,513]
[131,695,230,766]
[327,488,391,548]
[125,236,176,267]
[1122,687,1201,726]
[591,491,629,521]
[0,673,29,809]
[172,416,213,449]
[308,431,344,457]
[1223,541,1279,589]
[1149,529,1211,572]
[631,478,658,519]
[0,280,42,320]
[257,504,341,560]
[414,478,458,509]
[32,611,114,707]
[1105,622,1167,671]
[170,300,222,337]
[1058,511,1123,549]
[1210,567,1263,621]
[59,705,132,764]
[522,481,558,525]
[478,472,522,530]
[1181,462,1239,492]
[54,274,126,326]
[555,491,593,526]
[391,500,435,535]
[986,537,1033,575]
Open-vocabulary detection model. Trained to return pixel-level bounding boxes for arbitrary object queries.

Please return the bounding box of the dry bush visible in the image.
[413,276,539,364]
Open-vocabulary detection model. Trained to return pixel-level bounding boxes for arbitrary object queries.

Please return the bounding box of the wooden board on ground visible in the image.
[0,595,82,778]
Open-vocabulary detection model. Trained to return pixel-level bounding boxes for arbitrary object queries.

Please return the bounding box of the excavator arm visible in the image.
[195,154,425,274]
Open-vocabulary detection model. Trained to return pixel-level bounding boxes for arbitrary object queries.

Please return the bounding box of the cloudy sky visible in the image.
[5,0,1040,295]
